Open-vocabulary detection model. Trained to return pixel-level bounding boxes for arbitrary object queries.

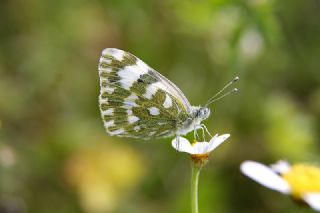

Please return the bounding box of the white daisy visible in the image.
[240,160,320,211]
[171,134,230,157]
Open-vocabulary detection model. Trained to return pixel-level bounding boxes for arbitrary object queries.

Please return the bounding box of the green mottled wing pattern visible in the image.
[98,48,191,139]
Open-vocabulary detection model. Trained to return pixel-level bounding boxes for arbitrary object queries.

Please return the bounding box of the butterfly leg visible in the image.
[201,126,205,141]
[194,125,205,141]
[193,126,203,141]
[176,135,180,150]
[201,124,212,137]
[193,128,199,141]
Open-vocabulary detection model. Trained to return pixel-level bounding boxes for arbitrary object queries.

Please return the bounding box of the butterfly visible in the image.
[98,48,238,140]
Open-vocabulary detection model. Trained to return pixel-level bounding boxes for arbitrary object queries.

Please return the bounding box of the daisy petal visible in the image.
[171,137,194,154]
[270,160,291,174]
[208,134,230,153]
[303,193,320,211]
[240,161,291,194]
[192,142,211,154]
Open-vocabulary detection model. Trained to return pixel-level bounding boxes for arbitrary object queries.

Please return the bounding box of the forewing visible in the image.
[98,48,190,139]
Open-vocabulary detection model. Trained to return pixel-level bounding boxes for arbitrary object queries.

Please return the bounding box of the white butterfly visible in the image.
[98,48,238,140]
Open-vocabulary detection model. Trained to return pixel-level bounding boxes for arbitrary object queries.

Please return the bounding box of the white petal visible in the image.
[270,160,291,174]
[171,137,194,154]
[303,193,320,211]
[192,142,211,154]
[240,161,291,194]
[208,134,230,153]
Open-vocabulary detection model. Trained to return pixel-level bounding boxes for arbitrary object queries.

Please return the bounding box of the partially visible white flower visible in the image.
[240,160,320,211]
[171,134,230,155]
[270,160,291,174]
[303,193,320,211]
[240,161,291,194]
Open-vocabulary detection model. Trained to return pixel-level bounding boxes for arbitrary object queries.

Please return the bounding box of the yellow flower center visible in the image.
[281,164,320,198]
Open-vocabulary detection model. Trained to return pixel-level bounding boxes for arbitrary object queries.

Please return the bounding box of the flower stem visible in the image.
[191,161,202,213]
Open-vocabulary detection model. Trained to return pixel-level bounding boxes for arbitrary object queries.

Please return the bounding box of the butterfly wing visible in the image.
[98,48,191,139]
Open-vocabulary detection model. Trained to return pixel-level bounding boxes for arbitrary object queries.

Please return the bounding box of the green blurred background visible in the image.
[1,0,320,212]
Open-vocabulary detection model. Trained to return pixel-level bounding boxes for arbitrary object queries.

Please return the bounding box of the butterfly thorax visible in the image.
[176,106,211,135]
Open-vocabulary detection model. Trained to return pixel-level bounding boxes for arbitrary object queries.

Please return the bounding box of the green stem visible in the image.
[191,161,202,213]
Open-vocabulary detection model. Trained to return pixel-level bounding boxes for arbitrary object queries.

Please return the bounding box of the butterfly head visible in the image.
[192,106,211,121]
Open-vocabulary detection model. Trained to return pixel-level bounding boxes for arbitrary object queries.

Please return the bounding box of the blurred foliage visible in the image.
[0,0,320,212]
[65,140,144,213]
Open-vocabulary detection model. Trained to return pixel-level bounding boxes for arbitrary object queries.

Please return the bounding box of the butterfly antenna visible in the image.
[205,76,239,107]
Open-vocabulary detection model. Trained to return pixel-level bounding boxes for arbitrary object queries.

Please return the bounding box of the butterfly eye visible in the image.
[202,108,210,120]
[197,108,208,119]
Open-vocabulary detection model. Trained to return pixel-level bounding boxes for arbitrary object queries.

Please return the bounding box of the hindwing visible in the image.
[98,48,191,139]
